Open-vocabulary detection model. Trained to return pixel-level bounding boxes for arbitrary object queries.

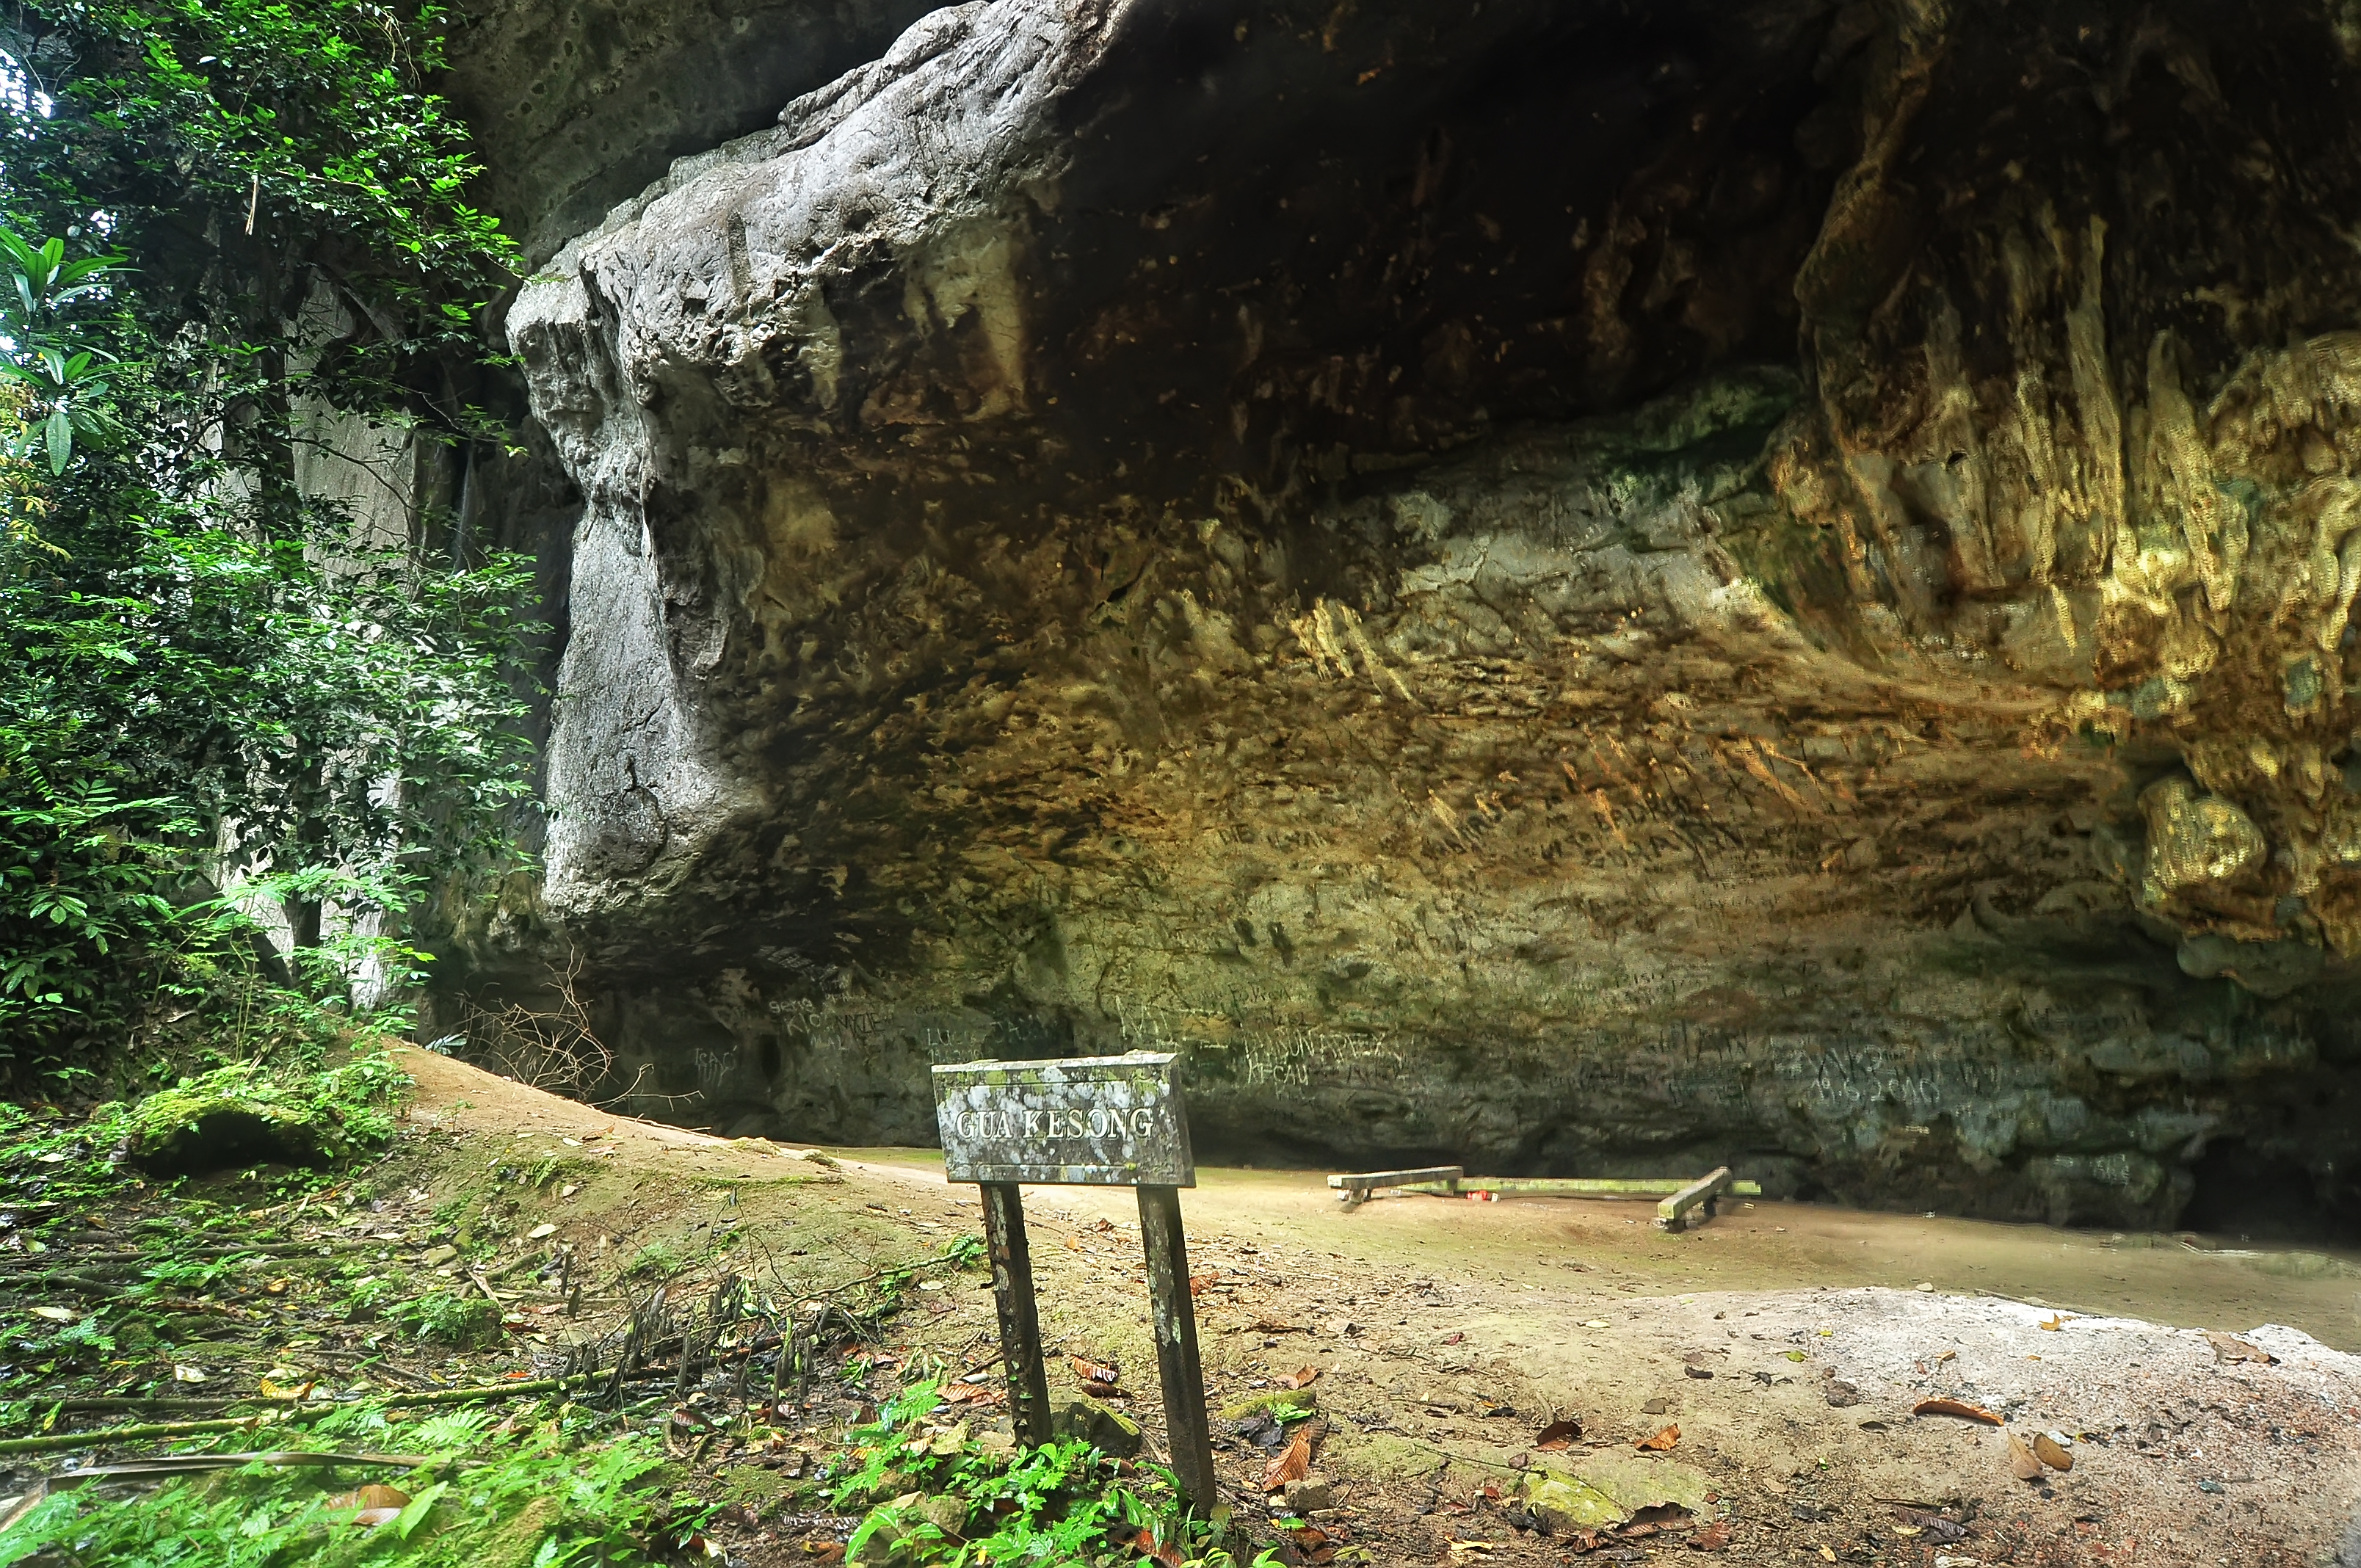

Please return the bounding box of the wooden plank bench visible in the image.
[1655,1166,1736,1233]
[1328,1166,1760,1225]
[1327,1166,1462,1210]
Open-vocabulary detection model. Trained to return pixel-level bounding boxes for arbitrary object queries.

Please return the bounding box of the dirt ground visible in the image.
[380,1050,2361,1566]
[25,1046,2350,1567]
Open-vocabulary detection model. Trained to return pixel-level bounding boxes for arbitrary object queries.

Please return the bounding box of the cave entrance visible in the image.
[2179,1140,2360,1246]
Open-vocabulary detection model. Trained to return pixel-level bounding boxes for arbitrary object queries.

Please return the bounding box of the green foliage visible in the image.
[0,1307,115,1373]
[0,230,128,482]
[0,0,539,1065]
[0,1046,404,1216]
[1,0,516,410]
[827,1380,1258,1567]
[387,1287,499,1347]
[0,436,544,1048]
[114,1049,407,1166]
[0,1409,671,1567]
[621,1241,682,1281]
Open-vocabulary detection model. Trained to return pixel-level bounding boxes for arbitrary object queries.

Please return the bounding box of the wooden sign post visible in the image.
[933,1052,1216,1511]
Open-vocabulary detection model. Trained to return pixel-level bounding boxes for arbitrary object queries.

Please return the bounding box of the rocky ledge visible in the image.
[476,0,2361,1232]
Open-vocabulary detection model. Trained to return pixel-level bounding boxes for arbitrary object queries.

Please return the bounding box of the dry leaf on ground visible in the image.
[2031,1432,2074,1471]
[1189,1271,1220,1297]
[1912,1398,2002,1425]
[1261,1429,1312,1490]
[1278,1366,1321,1390]
[1130,1528,1184,1566]
[2038,1314,2072,1331]
[939,1382,1003,1405]
[1533,1418,1581,1451]
[1252,1318,1312,1335]
[328,1482,410,1526]
[1691,1518,1733,1551]
[1890,1508,1967,1544]
[2006,1431,2044,1481]
[2205,1331,2277,1365]
[1635,1423,1680,1452]
[1069,1355,1120,1390]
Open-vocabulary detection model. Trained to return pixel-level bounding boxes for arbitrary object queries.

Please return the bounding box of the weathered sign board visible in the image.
[936,1053,1194,1187]
[932,1053,1214,1511]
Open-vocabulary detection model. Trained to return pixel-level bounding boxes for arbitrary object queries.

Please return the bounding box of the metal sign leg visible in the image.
[1136,1183,1216,1513]
[979,1180,1052,1446]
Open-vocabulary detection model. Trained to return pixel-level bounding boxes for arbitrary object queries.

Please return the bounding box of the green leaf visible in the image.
[43,406,70,473]
[392,1478,446,1539]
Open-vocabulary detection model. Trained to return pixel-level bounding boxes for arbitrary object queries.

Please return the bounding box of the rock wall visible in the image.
[445,0,942,261]
[491,0,2361,1231]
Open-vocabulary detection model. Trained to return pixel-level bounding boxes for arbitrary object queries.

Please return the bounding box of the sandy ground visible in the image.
[388,1049,2361,1564]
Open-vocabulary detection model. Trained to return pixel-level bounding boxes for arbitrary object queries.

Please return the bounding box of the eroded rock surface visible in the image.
[485,0,2361,1229]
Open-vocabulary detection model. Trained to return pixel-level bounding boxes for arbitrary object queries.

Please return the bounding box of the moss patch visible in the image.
[115,1054,407,1175]
[1218,1387,1317,1423]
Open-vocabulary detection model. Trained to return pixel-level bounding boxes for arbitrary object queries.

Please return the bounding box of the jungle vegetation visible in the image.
[0,0,537,1077]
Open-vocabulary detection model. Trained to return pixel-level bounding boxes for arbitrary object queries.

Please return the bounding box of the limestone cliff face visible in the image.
[492,0,2361,1230]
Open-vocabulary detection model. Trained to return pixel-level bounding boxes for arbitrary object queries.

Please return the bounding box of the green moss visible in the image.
[1051,1396,1142,1459]
[1325,1430,1434,1484]
[623,1240,683,1279]
[115,1053,407,1175]
[1217,1387,1317,1423]
[709,1463,797,1517]
[470,1493,565,1568]
[1521,1451,1716,1531]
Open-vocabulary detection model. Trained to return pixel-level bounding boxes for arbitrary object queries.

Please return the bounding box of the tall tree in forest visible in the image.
[0,2,537,1064]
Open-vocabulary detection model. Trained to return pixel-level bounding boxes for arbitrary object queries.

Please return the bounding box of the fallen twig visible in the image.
[52,1450,438,1483]
[26,1241,380,1261]
[375,1376,582,1409]
[28,1397,243,1415]
[0,1417,272,1455]
[0,1274,142,1293]
[0,1379,593,1452]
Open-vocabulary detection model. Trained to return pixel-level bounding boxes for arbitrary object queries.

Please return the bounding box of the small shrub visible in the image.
[623,1241,681,1280]
[389,1288,499,1347]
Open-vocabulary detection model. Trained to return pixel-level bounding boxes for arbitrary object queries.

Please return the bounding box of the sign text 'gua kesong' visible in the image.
[933,1053,1192,1188]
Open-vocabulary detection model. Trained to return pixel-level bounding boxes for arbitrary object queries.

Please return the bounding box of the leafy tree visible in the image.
[0,3,539,1065]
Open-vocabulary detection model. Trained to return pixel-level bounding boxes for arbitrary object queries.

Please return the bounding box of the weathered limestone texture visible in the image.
[497,0,2361,1230]
[445,0,943,261]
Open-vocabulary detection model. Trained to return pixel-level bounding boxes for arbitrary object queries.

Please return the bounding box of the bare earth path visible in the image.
[392,1051,2361,1564]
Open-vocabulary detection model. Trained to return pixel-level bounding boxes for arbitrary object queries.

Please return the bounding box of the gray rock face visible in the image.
[495,0,2361,1231]
[444,0,943,261]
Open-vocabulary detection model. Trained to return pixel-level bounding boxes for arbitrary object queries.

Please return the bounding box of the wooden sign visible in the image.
[932,1053,1215,1514]
[935,1053,1194,1186]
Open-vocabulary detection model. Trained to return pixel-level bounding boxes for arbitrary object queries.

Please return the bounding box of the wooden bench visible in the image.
[1327,1165,1759,1227]
[1327,1166,1462,1210]
[1654,1166,1737,1233]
